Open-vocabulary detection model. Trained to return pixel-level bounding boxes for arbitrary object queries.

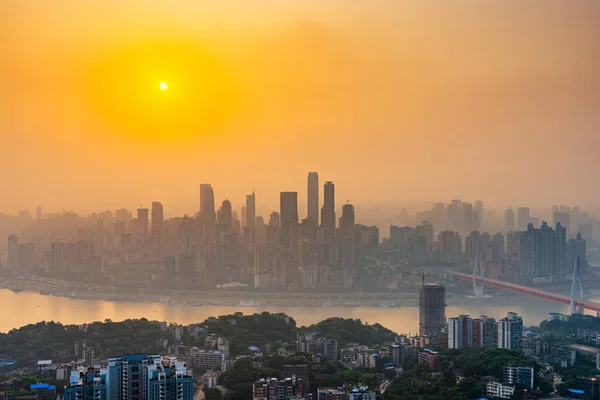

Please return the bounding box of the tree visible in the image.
[203,388,222,400]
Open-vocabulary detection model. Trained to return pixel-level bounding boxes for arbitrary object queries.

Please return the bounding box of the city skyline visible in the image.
[2,1,600,213]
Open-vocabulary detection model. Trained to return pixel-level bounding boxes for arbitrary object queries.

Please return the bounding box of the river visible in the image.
[0,288,585,333]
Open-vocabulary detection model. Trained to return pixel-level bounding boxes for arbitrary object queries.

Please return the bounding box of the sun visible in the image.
[159,82,168,90]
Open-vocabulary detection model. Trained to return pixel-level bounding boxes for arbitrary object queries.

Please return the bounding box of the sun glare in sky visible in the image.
[159,82,168,90]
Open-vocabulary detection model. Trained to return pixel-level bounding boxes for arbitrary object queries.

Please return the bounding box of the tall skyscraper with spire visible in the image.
[219,199,232,227]
[339,203,355,239]
[307,172,319,226]
[321,181,336,238]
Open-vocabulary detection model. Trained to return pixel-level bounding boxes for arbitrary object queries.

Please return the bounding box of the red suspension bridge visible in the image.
[452,271,600,313]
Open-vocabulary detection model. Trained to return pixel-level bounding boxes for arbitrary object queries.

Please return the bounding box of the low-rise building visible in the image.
[318,388,347,400]
[357,351,377,369]
[486,381,515,399]
[503,366,534,390]
[348,386,376,400]
[30,383,56,400]
[253,377,295,400]
[418,349,439,371]
[201,371,220,389]
[191,349,225,372]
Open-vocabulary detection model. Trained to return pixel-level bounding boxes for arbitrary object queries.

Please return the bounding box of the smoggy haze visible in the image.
[1,0,600,214]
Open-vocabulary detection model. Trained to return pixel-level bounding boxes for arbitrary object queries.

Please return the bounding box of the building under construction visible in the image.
[419,284,446,336]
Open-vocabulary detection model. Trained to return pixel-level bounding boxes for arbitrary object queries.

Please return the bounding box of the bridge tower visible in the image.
[570,254,584,315]
[472,243,485,296]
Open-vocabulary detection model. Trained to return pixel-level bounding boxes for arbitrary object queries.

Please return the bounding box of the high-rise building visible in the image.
[321,182,336,238]
[475,201,484,230]
[147,358,194,400]
[151,202,164,228]
[64,369,108,400]
[339,203,355,239]
[36,206,42,221]
[201,186,216,229]
[308,172,319,226]
[448,315,472,349]
[280,192,298,249]
[498,312,523,351]
[506,231,521,257]
[553,212,571,232]
[519,222,567,276]
[505,209,515,232]
[137,208,149,235]
[246,192,256,229]
[568,232,587,271]
[491,233,505,262]
[472,316,498,348]
[266,212,280,245]
[199,184,211,214]
[462,203,474,234]
[108,354,159,400]
[517,207,530,231]
[419,285,446,336]
[219,199,232,227]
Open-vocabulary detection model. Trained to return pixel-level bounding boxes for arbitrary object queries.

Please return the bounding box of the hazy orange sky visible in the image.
[2,1,599,215]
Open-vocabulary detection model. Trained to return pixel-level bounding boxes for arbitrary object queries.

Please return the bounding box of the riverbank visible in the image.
[0,273,479,307]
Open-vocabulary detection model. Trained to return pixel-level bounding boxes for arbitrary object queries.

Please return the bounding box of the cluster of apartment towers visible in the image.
[419,284,523,351]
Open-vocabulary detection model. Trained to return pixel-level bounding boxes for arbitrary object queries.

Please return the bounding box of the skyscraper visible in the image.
[475,200,484,230]
[151,202,164,227]
[419,284,446,336]
[519,222,567,276]
[308,172,319,225]
[137,208,149,235]
[245,192,255,229]
[199,184,211,214]
[105,354,193,400]
[201,186,216,229]
[219,199,232,227]
[108,354,157,399]
[339,203,355,239]
[280,192,298,249]
[517,207,530,231]
[448,315,472,349]
[147,358,194,400]
[64,369,108,400]
[505,208,515,232]
[472,316,498,349]
[498,312,523,351]
[321,181,336,238]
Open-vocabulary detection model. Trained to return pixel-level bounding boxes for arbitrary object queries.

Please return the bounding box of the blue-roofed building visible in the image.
[64,369,108,400]
[30,382,56,400]
[567,388,584,398]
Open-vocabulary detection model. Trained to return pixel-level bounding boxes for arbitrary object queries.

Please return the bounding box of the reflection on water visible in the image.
[1,289,578,333]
